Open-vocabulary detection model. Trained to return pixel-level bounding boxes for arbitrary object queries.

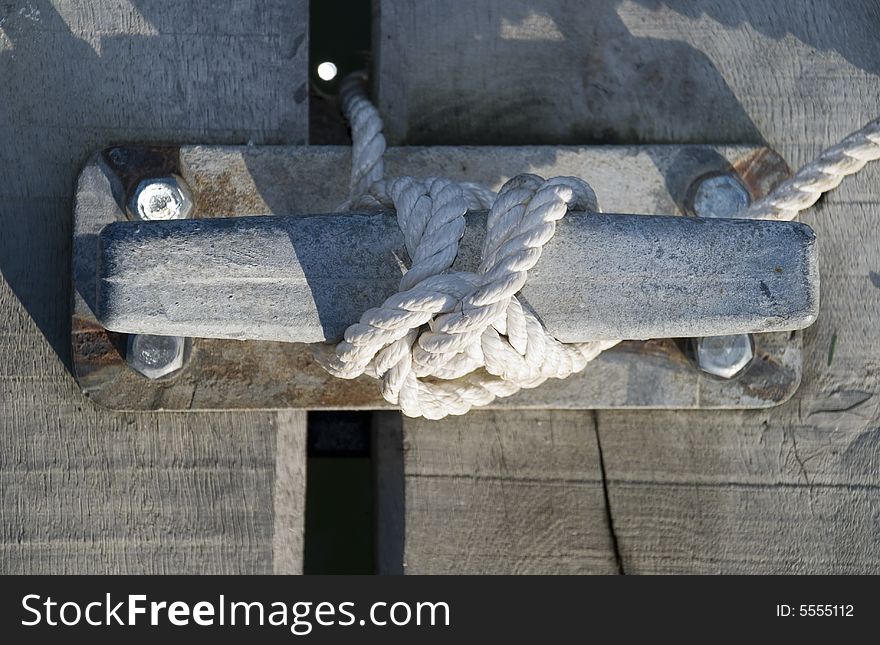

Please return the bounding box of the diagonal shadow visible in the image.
[0,0,306,369]
[633,0,880,77]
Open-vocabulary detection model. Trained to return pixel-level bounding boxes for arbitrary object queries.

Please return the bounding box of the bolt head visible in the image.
[688,173,750,218]
[130,175,193,221]
[126,334,186,379]
[695,334,754,379]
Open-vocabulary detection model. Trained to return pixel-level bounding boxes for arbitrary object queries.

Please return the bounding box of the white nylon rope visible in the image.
[745,118,880,221]
[316,73,880,420]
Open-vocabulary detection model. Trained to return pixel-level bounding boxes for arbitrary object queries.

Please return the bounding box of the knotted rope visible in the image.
[316,72,880,420]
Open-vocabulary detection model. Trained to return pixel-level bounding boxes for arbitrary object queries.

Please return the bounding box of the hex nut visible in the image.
[694,334,754,379]
[126,334,186,379]
[125,177,193,372]
[129,175,194,221]
[687,172,751,219]
[688,173,754,380]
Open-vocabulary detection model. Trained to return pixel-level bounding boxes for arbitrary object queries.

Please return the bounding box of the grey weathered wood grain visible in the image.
[379,411,619,574]
[375,1,880,148]
[272,410,307,575]
[377,0,880,573]
[96,211,818,343]
[599,187,880,573]
[0,1,307,574]
[598,402,880,573]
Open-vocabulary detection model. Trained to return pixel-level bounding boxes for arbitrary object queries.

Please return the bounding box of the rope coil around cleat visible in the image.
[314,72,880,419]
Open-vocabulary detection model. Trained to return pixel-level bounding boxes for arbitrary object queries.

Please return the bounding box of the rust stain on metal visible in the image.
[188,169,266,219]
[100,145,182,219]
[177,339,387,409]
[71,316,125,365]
[733,148,791,201]
[737,355,797,403]
[285,349,386,407]
[614,339,693,367]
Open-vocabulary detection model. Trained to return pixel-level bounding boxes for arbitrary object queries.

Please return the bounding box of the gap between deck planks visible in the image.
[0,1,308,574]
[375,0,880,573]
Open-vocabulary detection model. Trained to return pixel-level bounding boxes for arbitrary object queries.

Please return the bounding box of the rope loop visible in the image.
[316,169,615,419]
[318,72,880,419]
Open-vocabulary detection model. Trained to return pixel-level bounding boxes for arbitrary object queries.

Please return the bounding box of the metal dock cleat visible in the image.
[72,144,818,411]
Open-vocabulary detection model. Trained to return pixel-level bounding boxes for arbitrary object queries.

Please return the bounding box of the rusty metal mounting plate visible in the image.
[72,144,800,411]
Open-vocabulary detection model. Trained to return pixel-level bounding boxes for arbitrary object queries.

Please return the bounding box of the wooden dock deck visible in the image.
[1,0,878,574]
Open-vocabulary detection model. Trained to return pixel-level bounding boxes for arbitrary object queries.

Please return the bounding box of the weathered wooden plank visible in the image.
[272,410,308,575]
[375,1,880,148]
[376,0,880,573]
[377,411,619,574]
[598,402,880,573]
[599,195,880,573]
[589,1,880,574]
[96,211,818,343]
[0,1,307,573]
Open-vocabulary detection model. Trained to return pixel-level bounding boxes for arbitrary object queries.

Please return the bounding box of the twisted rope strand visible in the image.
[321,72,878,419]
[746,118,880,221]
[339,72,385,203]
